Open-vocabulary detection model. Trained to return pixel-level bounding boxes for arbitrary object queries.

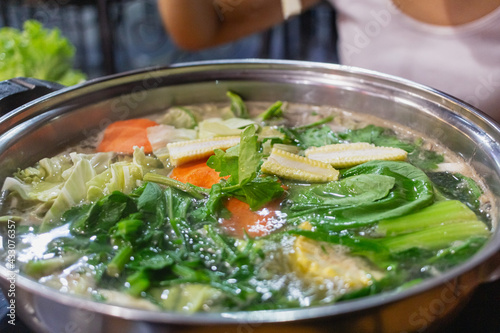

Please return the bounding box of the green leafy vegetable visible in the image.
[207,126,284,210]
[338,125,414,152]
[285,161,434,229]
[339,125,444,170]
[427,172,482,211]
[106,243,133,277]
[10,99,493,313]
[380,220,489,252]
[223,175,284,210]
[280,125,340,149]
[226,91,249,118]
[0,20,86,85]
[143,172,208,200]
[258,101,284,121]
[238,126,261,185]
[286,174,395,210]
[68,191,137,236]
[376,200,477,236]
[407,149,444,170]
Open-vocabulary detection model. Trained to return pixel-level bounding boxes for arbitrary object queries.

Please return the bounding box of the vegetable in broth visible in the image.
[0,93,491,313]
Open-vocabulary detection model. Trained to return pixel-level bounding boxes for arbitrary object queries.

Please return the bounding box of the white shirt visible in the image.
[328,0,500,120]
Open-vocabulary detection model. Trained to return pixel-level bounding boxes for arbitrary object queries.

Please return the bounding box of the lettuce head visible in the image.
[0,20,86,85]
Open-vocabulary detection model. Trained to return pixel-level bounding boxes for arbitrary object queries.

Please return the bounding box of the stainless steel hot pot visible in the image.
[0,60,499,333]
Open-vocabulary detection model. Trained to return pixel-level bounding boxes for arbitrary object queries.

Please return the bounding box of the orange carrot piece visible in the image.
[169,158,225,189]
[97,118,158,154]
[221,198,284,238]
[170,159,284,238]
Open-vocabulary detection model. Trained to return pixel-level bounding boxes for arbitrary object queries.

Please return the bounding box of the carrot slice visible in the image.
[170,158,284,238]
[169,158,225,188]
[221,198,284,238]
[97,119,158,154]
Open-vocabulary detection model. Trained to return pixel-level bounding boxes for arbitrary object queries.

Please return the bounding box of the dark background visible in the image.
[0,1,499,332]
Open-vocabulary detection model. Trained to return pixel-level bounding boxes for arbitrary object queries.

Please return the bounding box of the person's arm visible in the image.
[157,0,320,50]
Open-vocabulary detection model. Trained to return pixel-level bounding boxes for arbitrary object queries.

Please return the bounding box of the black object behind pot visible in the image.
[0,77,64,116]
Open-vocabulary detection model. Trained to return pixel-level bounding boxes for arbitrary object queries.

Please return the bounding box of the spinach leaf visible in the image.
[137,182,163,213]
[286,174,395,210]
[407,149,444,170]
[339,125,414,152]
[339,125,444,170]
[127,250,175,271]
[165,186,192,242]
[427,171,482,211]
[208,126,261,186]
[285,161,434,229]
[110,214,144,245]
[280,125,340,149]
[425,236,487,269]
[69,191,137,235]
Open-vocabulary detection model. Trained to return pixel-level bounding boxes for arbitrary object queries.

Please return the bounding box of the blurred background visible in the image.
[0,0,338,79]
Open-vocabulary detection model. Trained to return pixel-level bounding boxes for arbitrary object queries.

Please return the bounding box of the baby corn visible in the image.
[305,142,407,168]
[290,234,383,290]
[261,148,339,182]
[167,136,240,166]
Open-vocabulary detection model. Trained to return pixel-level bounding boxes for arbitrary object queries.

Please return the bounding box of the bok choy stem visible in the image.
[376,200,478,236]
[380,220,489,252]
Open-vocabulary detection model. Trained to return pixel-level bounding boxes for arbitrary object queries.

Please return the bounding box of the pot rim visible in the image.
[1,59,499,325]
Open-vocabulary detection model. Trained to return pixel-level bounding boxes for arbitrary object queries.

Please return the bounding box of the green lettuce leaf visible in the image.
[0,20,86,85]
